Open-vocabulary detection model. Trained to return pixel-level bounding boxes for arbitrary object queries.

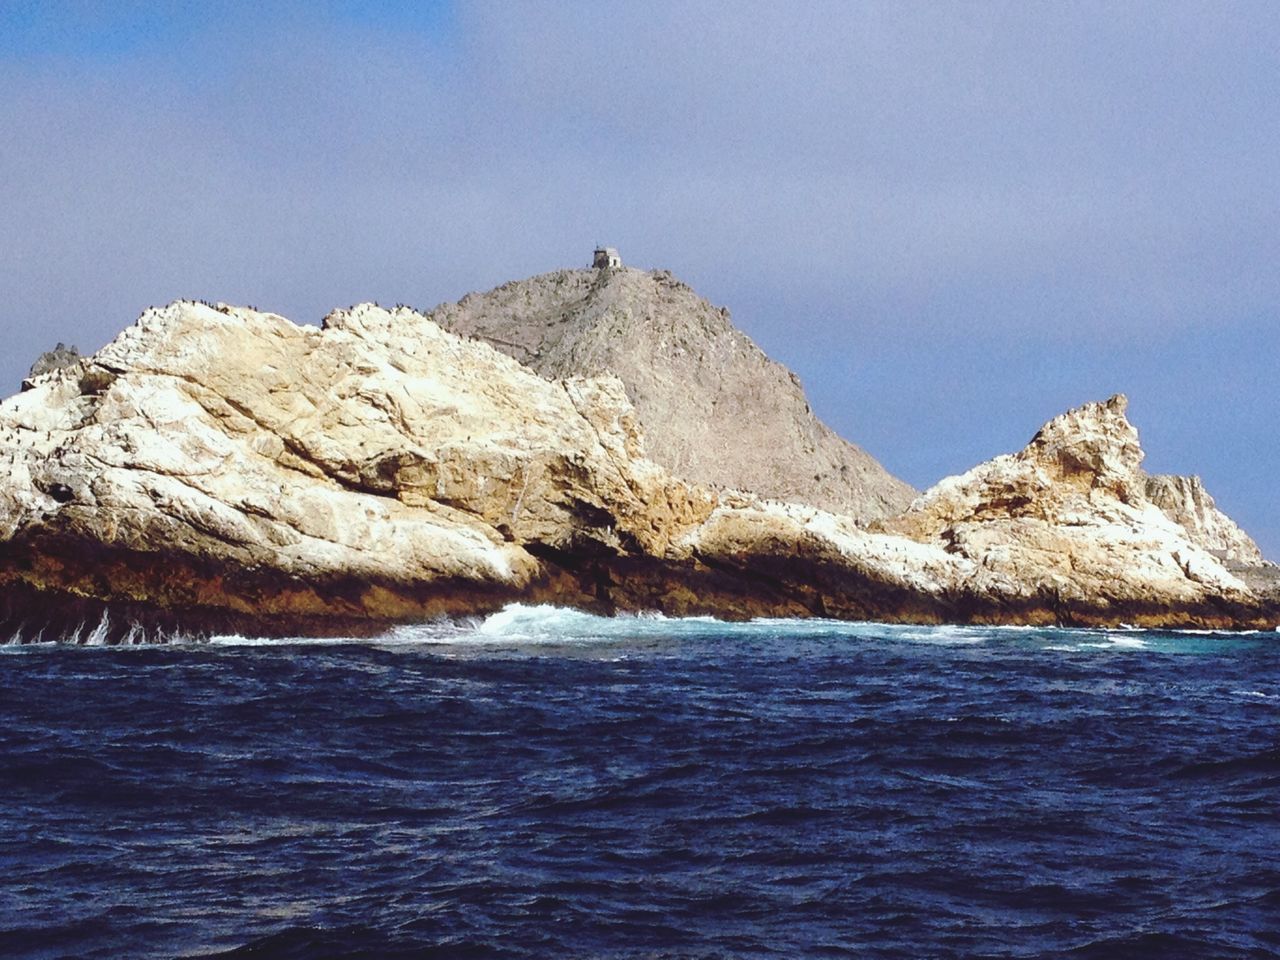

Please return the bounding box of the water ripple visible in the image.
[0,607,1277,958]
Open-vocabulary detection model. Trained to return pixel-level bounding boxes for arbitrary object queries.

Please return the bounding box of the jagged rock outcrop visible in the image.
[1143,473,1264,563]
[0,301,720,638]
[428,266,915,522]
[879,395,1273,621]
[22,342,80,389]
[0,305,1274,641]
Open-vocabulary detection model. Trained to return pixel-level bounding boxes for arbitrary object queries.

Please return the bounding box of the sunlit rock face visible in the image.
[1143,473,1264,564]
[878,395,1273,624]
[0,305,1274,641]
[0,300,721,636]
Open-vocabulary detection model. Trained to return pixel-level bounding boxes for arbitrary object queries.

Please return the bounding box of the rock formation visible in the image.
[428,266,916,522]
[877,395,1274,623]
[1143,473,1264,564]
[22,342,80,389]
[0,301,714,639]
[0,302,1274,642]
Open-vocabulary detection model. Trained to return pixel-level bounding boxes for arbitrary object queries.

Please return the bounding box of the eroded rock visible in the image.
[22,342,81,391]
[0,306,1273,640]
[878,395,1268,624]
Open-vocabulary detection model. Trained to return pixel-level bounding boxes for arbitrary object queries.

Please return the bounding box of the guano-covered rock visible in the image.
[0,303,1274,641]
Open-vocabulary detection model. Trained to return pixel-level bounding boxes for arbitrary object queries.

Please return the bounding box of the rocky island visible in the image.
[1,261,1275,642]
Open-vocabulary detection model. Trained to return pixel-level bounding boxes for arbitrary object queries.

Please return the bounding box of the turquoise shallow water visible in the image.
[2,606,1278,958]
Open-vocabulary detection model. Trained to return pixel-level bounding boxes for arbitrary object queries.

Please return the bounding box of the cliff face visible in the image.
[1143,473,1264,564]
[428,267,916,522]
[0,304,1274,641]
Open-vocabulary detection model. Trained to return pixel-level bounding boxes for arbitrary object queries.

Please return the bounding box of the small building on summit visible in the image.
[592,246,622,269]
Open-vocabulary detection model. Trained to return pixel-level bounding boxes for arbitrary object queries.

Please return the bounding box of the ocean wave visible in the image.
[2,601,1275,653]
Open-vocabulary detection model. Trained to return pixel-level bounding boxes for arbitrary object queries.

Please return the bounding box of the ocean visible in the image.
[1,605,1278,959]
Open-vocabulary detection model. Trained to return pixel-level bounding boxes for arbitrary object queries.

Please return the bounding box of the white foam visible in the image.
[83,613,112,647]
[1232,689,1277,700]
[879,625,988,646]
[476,603,628,641]
[455,603,745,645]
[3,602,1266,651]
[1105,635,1149,649]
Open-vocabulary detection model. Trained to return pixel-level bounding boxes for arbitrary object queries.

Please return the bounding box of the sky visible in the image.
[1,1,1277,555]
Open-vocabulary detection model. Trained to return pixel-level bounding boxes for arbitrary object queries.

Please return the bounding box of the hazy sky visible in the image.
[2,1,1277,555]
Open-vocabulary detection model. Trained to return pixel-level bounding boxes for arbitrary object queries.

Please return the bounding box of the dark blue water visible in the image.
[2,607,1278,959]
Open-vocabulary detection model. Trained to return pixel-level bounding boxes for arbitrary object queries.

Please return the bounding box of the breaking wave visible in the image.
[3,601,1276,655]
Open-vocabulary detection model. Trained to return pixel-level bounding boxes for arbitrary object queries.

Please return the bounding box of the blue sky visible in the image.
[1,1,1277,555]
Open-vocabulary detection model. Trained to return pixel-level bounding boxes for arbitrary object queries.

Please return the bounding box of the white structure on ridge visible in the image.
[592,246,622,269]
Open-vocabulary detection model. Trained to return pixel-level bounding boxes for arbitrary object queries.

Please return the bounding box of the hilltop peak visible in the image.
[429,264,916,521]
